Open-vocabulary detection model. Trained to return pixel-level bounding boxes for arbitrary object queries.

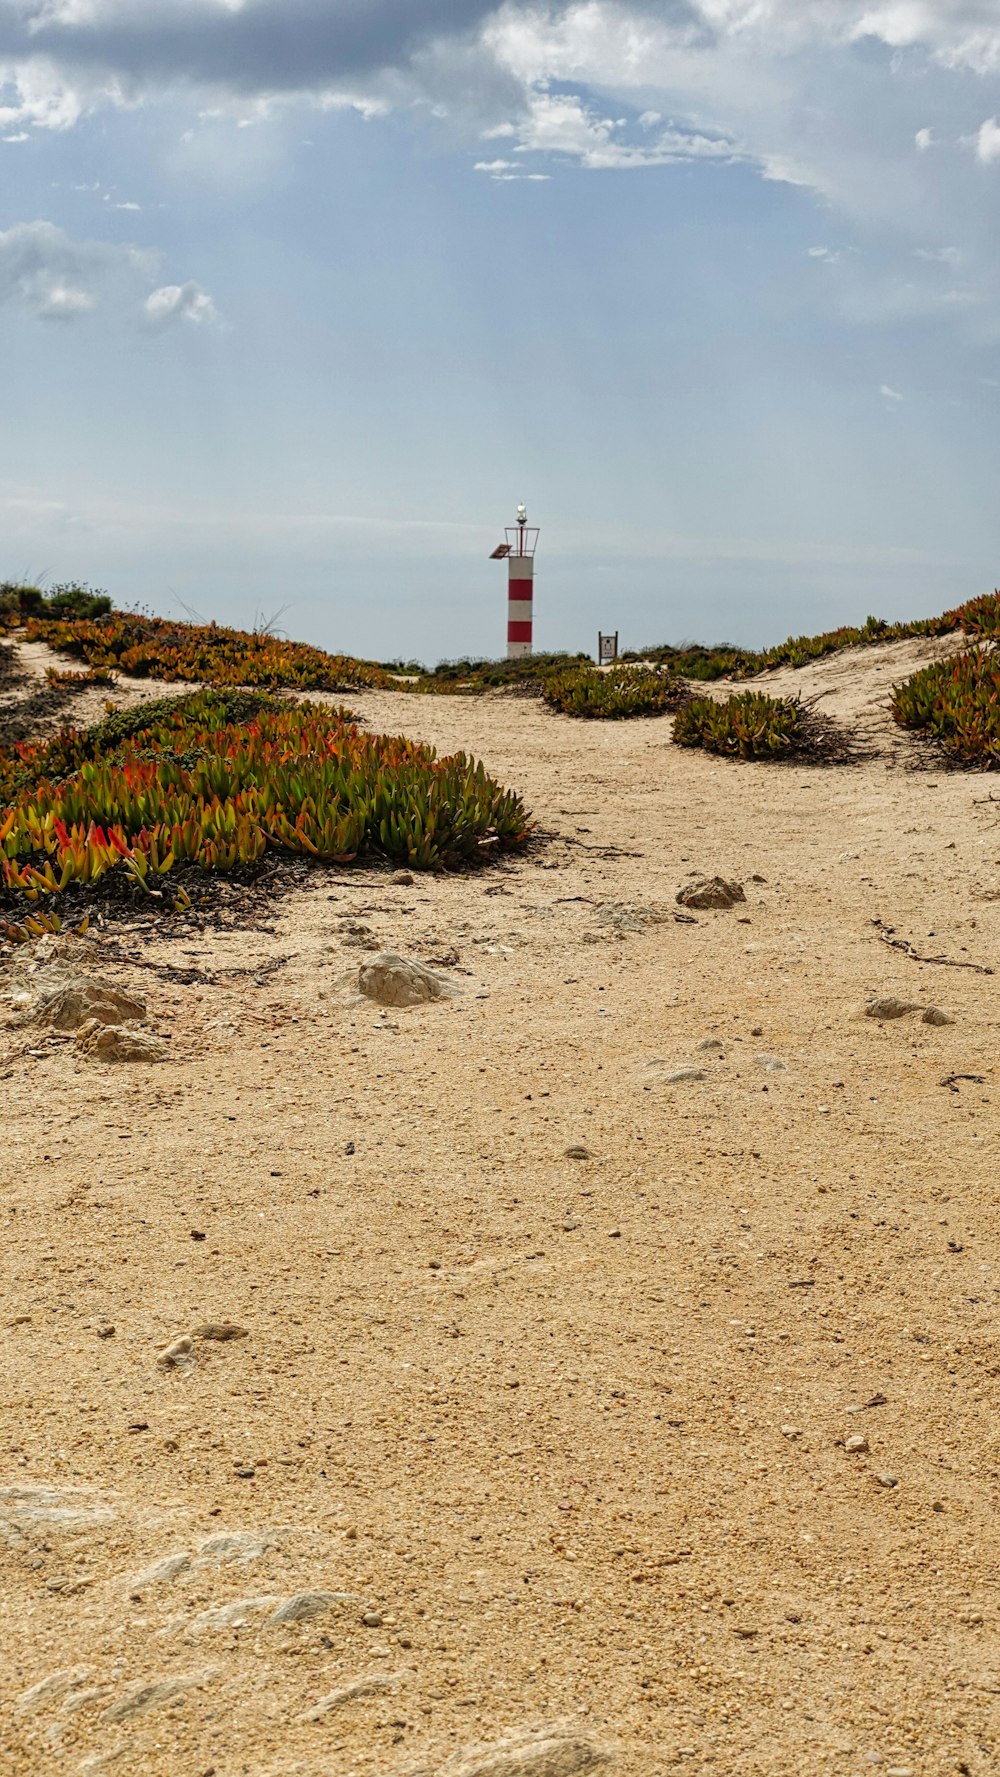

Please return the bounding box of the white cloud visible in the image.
[879,382,904,400]
[0,219,216,326]
[143,280,219,328]
[0,2,996,333]
[974,115,1000,162]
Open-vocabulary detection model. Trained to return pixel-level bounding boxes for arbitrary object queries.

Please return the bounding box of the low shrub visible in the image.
[0,692,531,911]
[543,664,682,718]
[672,690,802,758]
[891,648,1000,766]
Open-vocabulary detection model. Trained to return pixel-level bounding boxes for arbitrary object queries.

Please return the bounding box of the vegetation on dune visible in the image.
[24,611,394,692]
[1,581,113,628]
[542,663,683,718]
[0,691,531,923]
[891,648,1000,766]
[624,594,1000,681]
[394,651,593,695]
[672,690,802,758]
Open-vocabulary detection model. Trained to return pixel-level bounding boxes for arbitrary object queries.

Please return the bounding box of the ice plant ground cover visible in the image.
[0,692,531,924]
[542,663,683,719]
[891,649,1000,767]
[672,690,802,759]
[25,612,395,693]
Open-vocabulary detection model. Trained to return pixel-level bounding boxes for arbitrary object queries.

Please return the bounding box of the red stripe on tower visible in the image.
[490,504,539,660]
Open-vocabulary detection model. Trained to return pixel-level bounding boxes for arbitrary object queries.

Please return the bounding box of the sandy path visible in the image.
[1,642,999,1777]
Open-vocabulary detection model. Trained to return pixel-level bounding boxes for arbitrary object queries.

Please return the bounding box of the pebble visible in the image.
[780,1425,803,1439]
[192,1323,248,1342]
[563,1145,592,1160]
[844,1434,869,1454]
[862,997,921,1020]
[96,1324,116,1339]
[922,1006,954,1025]
[876,1473,898,1488]
[755,1054,787,1073]
[661,1067,707,1084]
[156,1335,194,1368]
[362,1610,383,1628]
[695,1038,724,1052]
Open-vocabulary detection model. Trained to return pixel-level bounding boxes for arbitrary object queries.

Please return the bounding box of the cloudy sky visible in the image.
[1,1,999,661]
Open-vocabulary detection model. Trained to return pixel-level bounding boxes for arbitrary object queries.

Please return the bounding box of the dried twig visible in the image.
[940,1073,987,1090]
[872,918,993,976]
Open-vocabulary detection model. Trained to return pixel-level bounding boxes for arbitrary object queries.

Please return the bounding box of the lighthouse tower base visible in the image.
[507,553,534,659]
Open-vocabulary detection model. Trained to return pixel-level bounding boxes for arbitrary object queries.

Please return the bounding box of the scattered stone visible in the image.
[129,1553,192,1589]
[356,952,460,1009]
[188,1596,278,1633]
[96,1324,116,1339]
[432,1727,614,1776]
[780,1425,803,1439]
[860,997,921,1021]
[660,1066,707,1084]
[29,977,146,1032]
[299,1669,408,1721]
[755,1054,787,1073]
[563,1145,592,1160]
[922,1006,954,1026]
[361,1609,384,1628]
[191,1323,248,1342]
[156,1335,194,1368]
[844,1434,869,1454]
[102,1669,215,1724]
[75,1022,167,1063]
[0,1484,115,1537]
[270,1591,354,1624]
[875,1473,898,1488]
[676,875,746,912]
[16,1667,91,1713]
[389,871,415,886]
[695,1038,724,1052]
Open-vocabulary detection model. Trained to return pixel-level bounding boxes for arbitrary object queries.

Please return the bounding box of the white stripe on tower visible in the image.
[507,553,533,660]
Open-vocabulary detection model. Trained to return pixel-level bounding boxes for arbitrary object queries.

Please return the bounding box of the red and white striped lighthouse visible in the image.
[491,503,539,659]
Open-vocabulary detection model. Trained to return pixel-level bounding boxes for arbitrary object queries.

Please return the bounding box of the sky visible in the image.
[0,1,999,663]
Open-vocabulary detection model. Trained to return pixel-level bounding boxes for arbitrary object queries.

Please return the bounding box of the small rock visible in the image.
[861,997,921,1021]
[432,1727,613,1776]
[361,1610,383,1628]
[191,1323,248,1342]
[922,1006,954,1025]
[755,1054,787,1073]
[780,1425,803,1439]
[661,1066,707,1084]
[389,871,415,886]
[189,1595,278,1632]
[156,1335,194,1368]
[32,978,146,1032]
[271,1591,350,1624]
[300,1670,407,1721]
[96,1324,116,1339]
[676,875,746,911]
[695,1037,724,1052]
[844,1434,869,1454]
[563,1145,592,1160]
[103,1670,213,1724]
[357,952,460,1009]
[875,1473,898,1488]
[76,1022,167,1063]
